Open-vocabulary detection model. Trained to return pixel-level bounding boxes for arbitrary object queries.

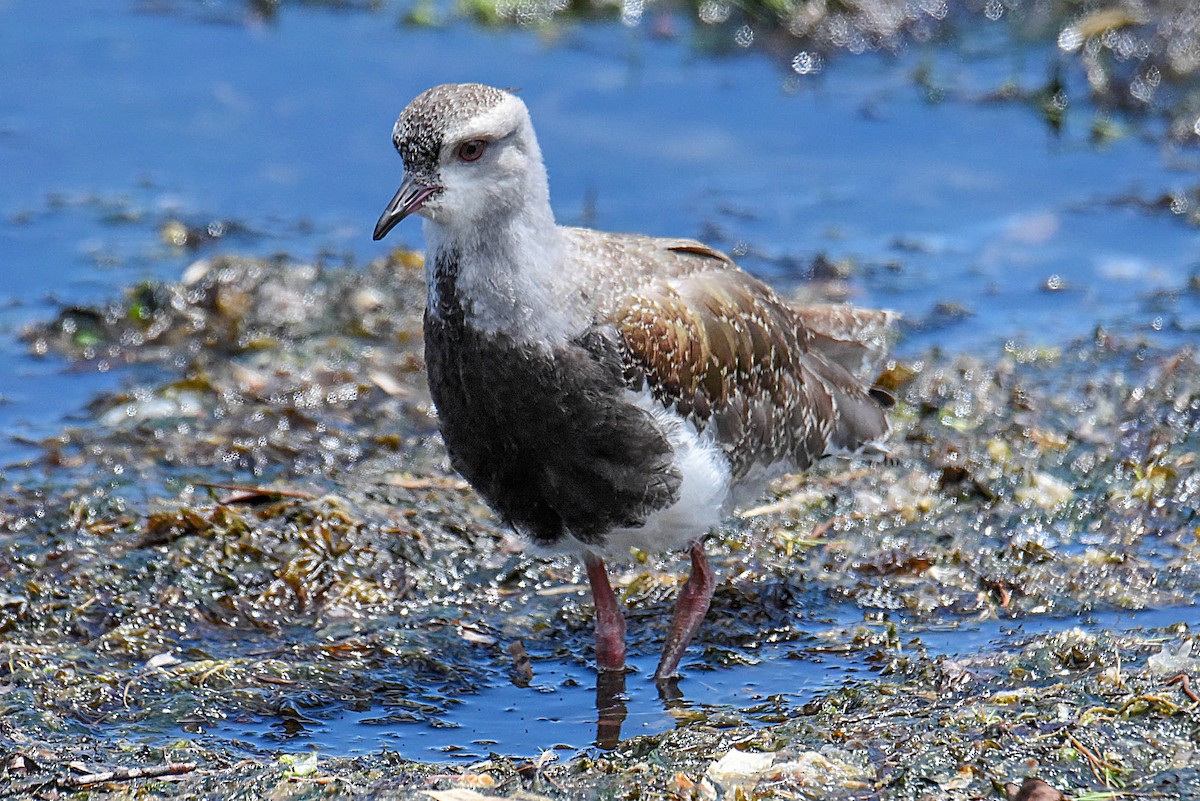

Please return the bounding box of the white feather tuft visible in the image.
[565,390,731,558]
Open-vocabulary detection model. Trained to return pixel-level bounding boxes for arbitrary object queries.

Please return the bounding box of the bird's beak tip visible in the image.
[374,175,439,242]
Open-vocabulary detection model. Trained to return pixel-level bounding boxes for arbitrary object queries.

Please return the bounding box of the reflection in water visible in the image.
[594,670,628,750]
[654,674,686,706]
[174,605,1199,759]
[592,669,722,748]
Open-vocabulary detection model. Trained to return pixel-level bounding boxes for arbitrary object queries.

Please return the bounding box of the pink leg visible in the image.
[654,541,716,680]
[584,550,626,672]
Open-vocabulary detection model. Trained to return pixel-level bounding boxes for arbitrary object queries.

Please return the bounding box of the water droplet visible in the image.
[791,51,823,75]
[1058,26,1083,52]
[697,0,730,25]
[620,0,643,27]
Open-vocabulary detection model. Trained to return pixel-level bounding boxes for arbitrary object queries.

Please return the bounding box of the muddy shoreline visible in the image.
[1,249,1196,798]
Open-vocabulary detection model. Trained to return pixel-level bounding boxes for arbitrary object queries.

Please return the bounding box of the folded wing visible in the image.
[596,238,891,478]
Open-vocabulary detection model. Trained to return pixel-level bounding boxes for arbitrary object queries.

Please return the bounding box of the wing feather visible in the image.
[598,242,890,477]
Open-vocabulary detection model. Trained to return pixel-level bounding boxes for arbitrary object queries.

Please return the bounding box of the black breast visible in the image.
[423,252,682,546]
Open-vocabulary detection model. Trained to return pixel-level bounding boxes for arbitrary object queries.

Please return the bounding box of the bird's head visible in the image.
[373,83,549,241]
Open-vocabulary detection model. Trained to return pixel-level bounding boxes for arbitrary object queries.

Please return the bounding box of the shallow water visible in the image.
[2,0,1198,770]
[188,644,868,759]
[173,604,1199,759]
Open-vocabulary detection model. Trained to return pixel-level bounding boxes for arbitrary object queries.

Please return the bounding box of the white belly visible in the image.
[565,390,732,558]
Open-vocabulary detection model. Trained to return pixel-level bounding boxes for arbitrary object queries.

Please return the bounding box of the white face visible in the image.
[413,96,542,227]
[378,87,577,343]
[374,90,552,243]
[420,97,537,219]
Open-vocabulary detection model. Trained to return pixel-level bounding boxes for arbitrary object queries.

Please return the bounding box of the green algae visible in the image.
[2,243,1197,798]
[3,0,1200,795]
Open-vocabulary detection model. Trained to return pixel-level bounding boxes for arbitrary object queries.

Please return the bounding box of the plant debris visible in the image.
[2,242,1197,797]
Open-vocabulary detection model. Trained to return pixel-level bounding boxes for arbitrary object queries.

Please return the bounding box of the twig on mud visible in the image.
[1083,692,1183,722]
[821,467,874,485]
[62,762,198,788]
[1113,694,1182,717]
[385,474,470,490]
[1166,672,1199,703]
[193,481,314,503]
[1065,732,1119,783]
[1079,704,1119,723]
[193,662,231,685]
[256,674,298,686]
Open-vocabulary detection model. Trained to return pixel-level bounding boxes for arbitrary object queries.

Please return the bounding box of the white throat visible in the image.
[422,200,588,348]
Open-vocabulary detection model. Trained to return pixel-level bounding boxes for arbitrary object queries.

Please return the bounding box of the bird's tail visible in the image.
[794,304,897,380]
[797,305,898,457]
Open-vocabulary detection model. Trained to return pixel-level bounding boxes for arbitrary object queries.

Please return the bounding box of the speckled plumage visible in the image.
[373,83,895,679]
[423,247,683,547]
[560,229,892,480]
[392,83,507,174]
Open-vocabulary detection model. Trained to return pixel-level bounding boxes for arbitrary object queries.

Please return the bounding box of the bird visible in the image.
[373,83,893,681]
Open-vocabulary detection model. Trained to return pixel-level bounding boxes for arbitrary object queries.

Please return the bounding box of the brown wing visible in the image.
[791,304,897,379]
[609,248,890,478]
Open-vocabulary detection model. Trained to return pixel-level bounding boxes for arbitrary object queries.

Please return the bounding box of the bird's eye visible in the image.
[457,139,488,162]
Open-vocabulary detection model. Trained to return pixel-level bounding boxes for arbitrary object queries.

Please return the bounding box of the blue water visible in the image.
[3,5,1199,468]
[196,646,869,759]
[186,604,1198,759]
